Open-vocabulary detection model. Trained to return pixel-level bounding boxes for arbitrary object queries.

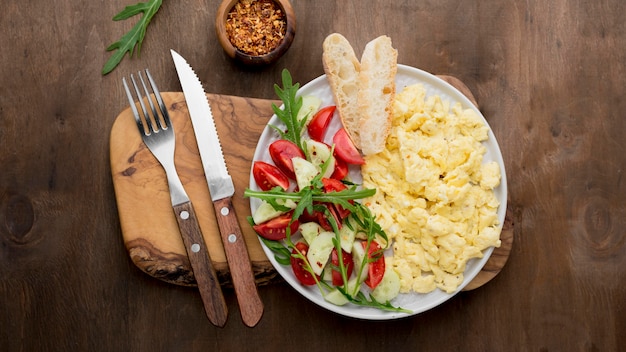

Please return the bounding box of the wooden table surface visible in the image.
[1,0,624,351]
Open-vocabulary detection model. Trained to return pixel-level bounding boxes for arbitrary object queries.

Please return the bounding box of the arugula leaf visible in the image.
[261,237,291,266]
[269,69,306,151]
[102,0,163,75]
[337,288,413,314]
[244,187,376,211]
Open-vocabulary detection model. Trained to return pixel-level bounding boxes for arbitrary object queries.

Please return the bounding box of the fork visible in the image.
[123,70,228,327]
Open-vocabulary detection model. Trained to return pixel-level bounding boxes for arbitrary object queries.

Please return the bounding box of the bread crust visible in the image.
[322,33,362,148]
[357,35,397,155]
[322,34,397,155]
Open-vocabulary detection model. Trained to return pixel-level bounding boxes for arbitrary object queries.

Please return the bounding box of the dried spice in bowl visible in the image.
[225,0,287,56]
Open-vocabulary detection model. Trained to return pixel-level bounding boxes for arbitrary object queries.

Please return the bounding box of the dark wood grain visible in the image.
[1,0,625,351]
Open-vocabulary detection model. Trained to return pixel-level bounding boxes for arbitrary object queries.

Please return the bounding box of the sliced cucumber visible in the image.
[305,139,335,178]
[252,199,297,224]
[344,276,362,297]
[292,157,319,190]
[297,95,322,124]
[324,277,361,306]
[370,259,401,303]
[322,265,332,282]
[324,288,349,306]
[298,222,324,245]
[338,218,356,253]
[306,231,335,276]
[352,241,369,281]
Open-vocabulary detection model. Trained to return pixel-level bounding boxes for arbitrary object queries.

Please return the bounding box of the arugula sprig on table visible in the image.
[102,0,162,75]
[245,69,410,314]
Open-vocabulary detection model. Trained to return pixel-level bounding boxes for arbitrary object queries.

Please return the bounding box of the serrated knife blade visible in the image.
[171,49,263,327]
[170,50,234,201]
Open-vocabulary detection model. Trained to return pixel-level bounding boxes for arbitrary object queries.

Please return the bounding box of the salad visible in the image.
[244,70,409,313]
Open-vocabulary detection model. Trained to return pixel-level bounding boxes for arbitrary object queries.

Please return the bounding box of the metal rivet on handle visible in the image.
[191,243,200,252]
[220,207,229,216]
[180,210,190,220]
[228,234,237,243]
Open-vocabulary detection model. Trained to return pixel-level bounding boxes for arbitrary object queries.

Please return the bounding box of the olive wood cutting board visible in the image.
[109,75,514,291]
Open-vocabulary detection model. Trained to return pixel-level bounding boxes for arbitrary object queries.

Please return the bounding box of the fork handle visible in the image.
[173,201,228,327]
[212,196,264,327]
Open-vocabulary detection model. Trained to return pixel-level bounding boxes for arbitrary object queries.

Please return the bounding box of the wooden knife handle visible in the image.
[212,197,264,327]
[173,201,228,327]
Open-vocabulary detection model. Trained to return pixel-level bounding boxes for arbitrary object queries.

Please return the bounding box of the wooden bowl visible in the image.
[215,0,296,66]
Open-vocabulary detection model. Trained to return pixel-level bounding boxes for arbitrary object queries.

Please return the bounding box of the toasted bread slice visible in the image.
[357,35,397,155]
[322,33,362,148]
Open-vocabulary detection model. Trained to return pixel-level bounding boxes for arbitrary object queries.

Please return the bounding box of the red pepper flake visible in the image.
[225,0,287,56]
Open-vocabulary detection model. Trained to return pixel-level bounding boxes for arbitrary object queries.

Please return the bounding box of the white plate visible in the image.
[249,64,508,320]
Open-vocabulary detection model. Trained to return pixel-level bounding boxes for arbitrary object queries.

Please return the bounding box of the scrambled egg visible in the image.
[362,84,501,294]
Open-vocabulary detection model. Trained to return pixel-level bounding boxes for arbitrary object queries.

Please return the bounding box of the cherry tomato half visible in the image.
[321,178,352,220]
[299,207,318,224]
[253,212,299,241]
[290,242,318,285]
[315,203,342,231]
[307,105,336,142]
[330,156,349,180]
[363,241,386,289]
[331,248,354,286]
[252,161,290,191]
[333,128,365,165]
[321,177,347,193]
[300,203,341,232]
[269,139,305,180]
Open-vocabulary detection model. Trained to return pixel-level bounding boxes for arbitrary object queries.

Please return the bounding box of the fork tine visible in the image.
[122,76,148,137]
[145,69,172,129]
[130,73,157,135]
[137,70,165,132]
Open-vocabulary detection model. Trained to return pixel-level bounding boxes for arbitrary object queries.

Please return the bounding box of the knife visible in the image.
[171,49,264,327]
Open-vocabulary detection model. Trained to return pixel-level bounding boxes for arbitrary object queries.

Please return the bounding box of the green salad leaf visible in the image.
[269,70,306,151]
[102,0,163,75]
